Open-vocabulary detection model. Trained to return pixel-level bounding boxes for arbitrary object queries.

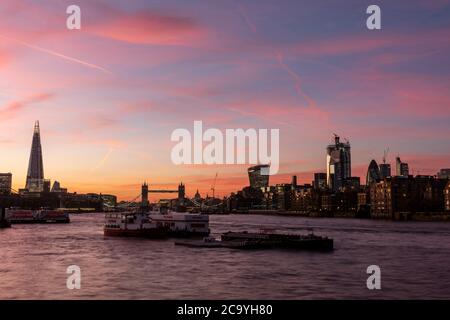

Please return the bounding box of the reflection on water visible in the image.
[1,213,450,299]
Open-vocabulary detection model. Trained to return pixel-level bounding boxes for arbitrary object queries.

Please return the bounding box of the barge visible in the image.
[175,237,263,249]
[6,208,70,224]
[221,231,334,251]
[175,230,334,251]
[0,208,11,228]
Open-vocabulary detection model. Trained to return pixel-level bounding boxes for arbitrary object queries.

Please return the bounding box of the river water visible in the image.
[1,213,449,299]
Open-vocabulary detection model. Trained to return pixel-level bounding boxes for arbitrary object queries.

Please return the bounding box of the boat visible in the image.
[149,206,210,237]
[104,211,167,238]
[5,208,70,224]
[39,210,71,223]
[174,237,265,249]
[0,220,11,228]
[0,208,11,228]
[221,230,334,251]
[175,237,224,248]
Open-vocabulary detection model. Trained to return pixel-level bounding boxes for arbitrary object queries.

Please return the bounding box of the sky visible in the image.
[0,0,449,201]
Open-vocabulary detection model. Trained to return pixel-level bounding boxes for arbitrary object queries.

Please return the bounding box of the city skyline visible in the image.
[2,119,448,201]
[1,0,450,200]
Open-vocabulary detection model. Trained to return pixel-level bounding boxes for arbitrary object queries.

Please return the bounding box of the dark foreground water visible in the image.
[1,213,450,299]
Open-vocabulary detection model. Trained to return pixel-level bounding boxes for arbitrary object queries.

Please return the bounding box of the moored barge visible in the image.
[0,208,11,228]
[221,231,334,251]
[175,237,263,249]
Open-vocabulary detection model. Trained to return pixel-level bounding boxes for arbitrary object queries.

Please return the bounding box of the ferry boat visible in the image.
[6,208,70,224]
[149,207,210,237]
[104,212,167,238]
[104,207,210,238]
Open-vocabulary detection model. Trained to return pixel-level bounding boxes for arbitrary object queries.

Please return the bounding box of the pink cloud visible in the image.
[0,50,9,67]
[288,27,450,58]
[0,93,53,121]
[398,154,450,175]
[87,10,208,46]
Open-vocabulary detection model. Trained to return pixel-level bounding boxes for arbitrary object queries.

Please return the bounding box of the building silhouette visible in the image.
[25,121,45,192]
[379,163,391,179]
[370,175,448,219]
[248,165,270,189]
[437,169,450,179]
[326,135,351,191]
[178,182,185,200]
[366,160,381,186]
[396,156,409,177]
[313,173,327,190]
[445,181,450,211]
[0,173,12,195]
[141,183,149,207]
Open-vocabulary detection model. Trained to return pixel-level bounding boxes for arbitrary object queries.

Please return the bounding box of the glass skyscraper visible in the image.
[326,135,351,192]
[25,121,45,192]
[248,165,270,189]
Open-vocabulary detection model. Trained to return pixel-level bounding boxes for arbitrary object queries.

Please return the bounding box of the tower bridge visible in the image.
[141,182,185,206]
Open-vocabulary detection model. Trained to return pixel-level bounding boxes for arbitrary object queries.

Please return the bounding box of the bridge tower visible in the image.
[178,182,185,200]
[142,182,149,207]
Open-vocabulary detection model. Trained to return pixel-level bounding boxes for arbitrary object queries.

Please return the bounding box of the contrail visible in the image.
[237,4,257,33]
[0,34,113,75]
[91,147,114,172]
[237,4,317,109]
[275,52,317,109]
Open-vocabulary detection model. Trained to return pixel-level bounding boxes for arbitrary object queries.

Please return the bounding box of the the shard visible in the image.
[25,121,45,192]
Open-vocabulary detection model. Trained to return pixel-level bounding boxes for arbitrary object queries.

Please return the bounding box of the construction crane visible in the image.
[383,147,390,164]
[210,172,218,199]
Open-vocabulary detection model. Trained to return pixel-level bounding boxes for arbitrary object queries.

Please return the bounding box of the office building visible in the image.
[326,135,351,191]
[370,176,447,219]
[437,169,450,179]
[445,181,450,211]
[248,165,270,189]
[379,163,391,179]
[395,156,409,176]
[0,173,12,195]
[366,160,381,186]
[313,173,327,190]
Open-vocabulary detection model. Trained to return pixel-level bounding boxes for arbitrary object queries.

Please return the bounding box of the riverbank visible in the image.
[227,209,450,222]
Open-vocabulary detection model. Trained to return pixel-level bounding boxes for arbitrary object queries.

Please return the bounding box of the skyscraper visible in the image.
[25,121,45,192]
[396,156,409,176]
[0,173,12,195]
[248,165,270,189]
[366,160,381,186]
[379,163,391,179]
[313,173,327,190]
[326,135,351,191]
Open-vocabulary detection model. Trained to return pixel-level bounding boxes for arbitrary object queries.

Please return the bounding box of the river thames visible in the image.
[1,213,449,299]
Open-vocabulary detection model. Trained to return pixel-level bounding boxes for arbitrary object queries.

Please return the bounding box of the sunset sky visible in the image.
[0,0,449,200]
